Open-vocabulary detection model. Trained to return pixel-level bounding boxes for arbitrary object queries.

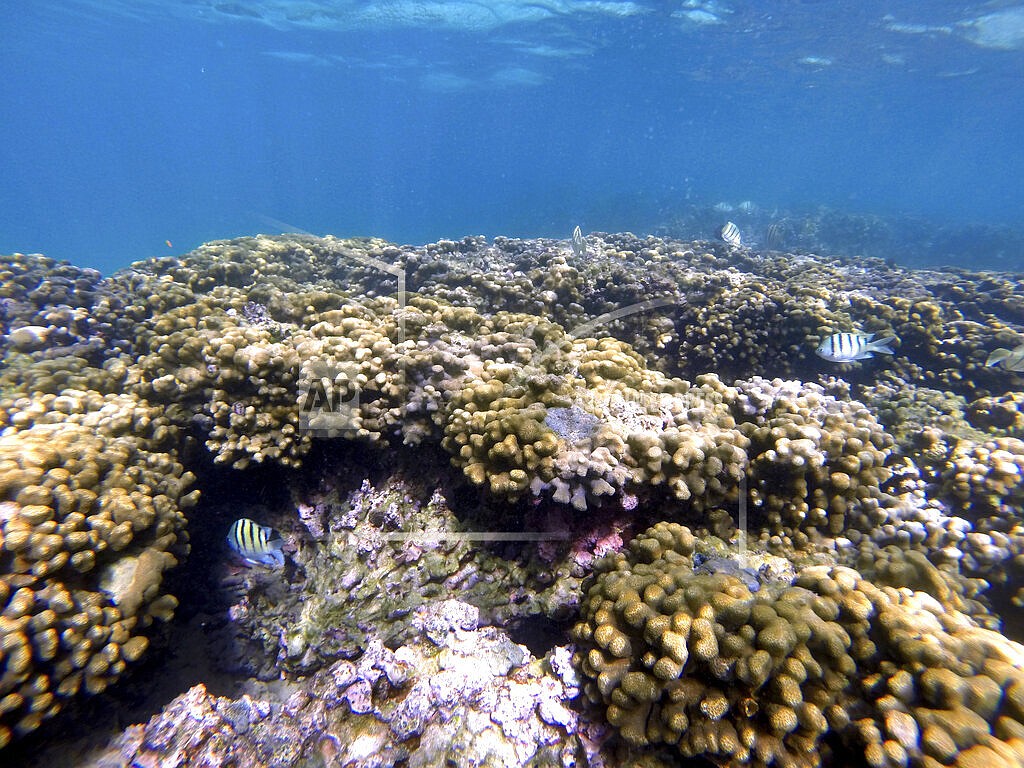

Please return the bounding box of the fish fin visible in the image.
[267,540,286,568]
[859,352,874,359]
[986,349,1010,367]
[267,548,286,568]
[868,336,897,355]
[244,552,284,568]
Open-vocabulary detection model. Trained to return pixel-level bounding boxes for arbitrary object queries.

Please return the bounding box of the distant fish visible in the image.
[737,200,756,214]
[570,225,587,258]
[764,222,787,249]
[693,552,761,592]
[713,201,734,213]
[720,221,742,246]
[816,332,898,363]
[227,518,285,568]
[986,344,1024,371]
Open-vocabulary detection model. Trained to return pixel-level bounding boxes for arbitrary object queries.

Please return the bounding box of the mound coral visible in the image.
[574,521,1024,767]
[0,392,195,746]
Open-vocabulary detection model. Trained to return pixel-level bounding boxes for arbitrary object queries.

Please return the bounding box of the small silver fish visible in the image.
[816,332,898,362]
[570,225,587,258]
[227,518,285,568]
[720,221,742,246]
[986,344,1024,371]
[693,553,762,592]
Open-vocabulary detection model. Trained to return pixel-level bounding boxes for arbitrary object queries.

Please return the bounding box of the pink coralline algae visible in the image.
[533,506,631,571]
[88,684,291,768]
[569,519,628,570]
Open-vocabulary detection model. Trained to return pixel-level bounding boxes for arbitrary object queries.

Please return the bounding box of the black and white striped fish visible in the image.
[815,332,898,363]
[764,222,787,249]
[719,221,742,246]
[227,518,285,568]
[570,225,587,258]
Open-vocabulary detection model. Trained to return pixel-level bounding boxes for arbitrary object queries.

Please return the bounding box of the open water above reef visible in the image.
[2,231,1024,767]
[3,1,1023,271]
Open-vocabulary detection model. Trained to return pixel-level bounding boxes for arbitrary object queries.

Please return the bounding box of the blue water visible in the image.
[1,1,1022,273]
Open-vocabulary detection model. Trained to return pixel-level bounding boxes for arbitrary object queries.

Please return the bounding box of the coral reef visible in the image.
[2,231,1024,766]
[574,522,1024,767]
[0,253,131,397]
[83,601,589,768]
[733,377,895,543]
[231,465,588,675]
[967,392,1024,438]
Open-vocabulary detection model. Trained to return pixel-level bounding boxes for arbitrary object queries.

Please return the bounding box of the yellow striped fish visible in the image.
[719,221,742,246]
[815,332,898,363]
[986,344,1024,371]
[227,518,285,568]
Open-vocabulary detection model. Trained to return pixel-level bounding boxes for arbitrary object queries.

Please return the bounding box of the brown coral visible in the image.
[574,521,1024,768]
[0,393,194,745]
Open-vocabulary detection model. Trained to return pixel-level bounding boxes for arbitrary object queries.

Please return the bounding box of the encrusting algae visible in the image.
[0,233,1023,766]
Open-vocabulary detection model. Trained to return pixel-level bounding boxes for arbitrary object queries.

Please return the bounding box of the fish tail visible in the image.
[268,548,284,573]
[267,544,286,568]
[986,349,1010,367]
[868,336,897,355]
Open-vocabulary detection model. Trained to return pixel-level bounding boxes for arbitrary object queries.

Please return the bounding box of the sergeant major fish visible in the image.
[986,343,1024,371]
[816,332,898,363]
[227,518,285,568]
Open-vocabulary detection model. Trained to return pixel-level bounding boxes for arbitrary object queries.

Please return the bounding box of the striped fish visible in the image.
[227,518,285,568]
[570,225,587,258]
[720,221,742,246]
[764,222,787,249]
[986,343,1024,371]
[815,332,898,363]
